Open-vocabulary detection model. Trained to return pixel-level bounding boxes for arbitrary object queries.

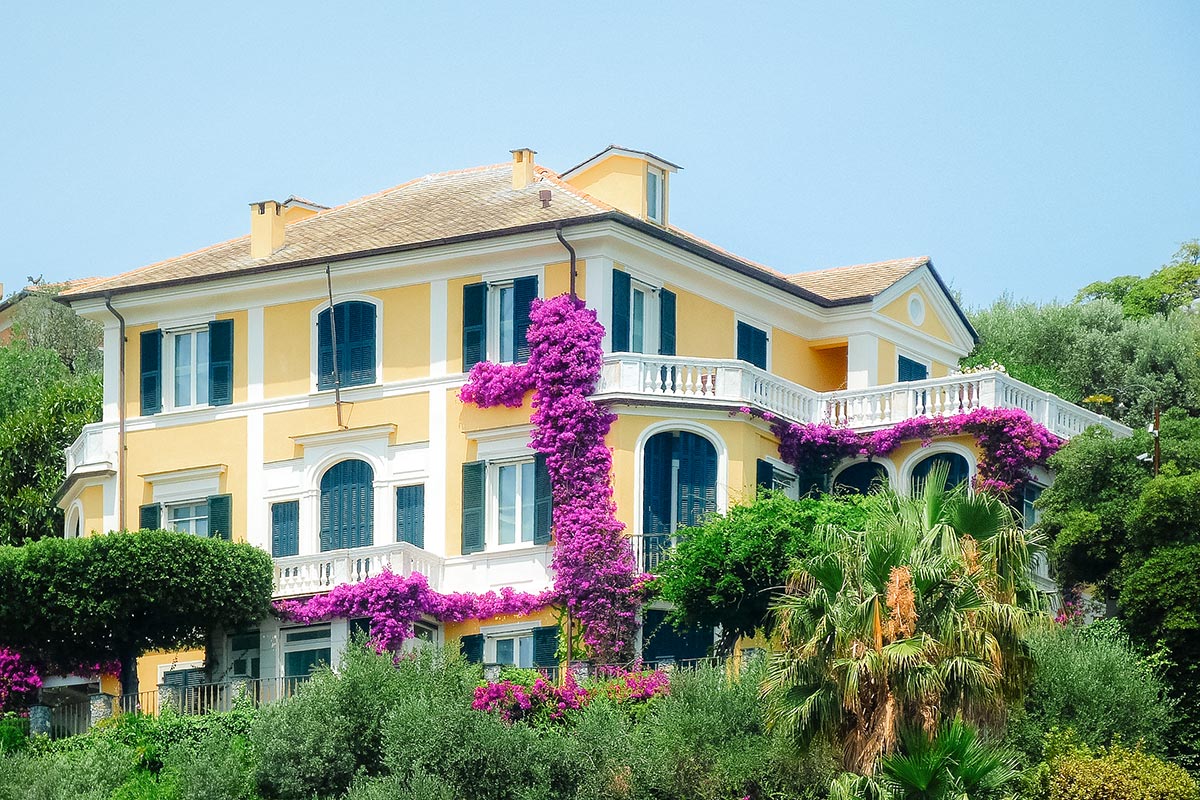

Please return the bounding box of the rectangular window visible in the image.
[173,329,210,408]
[495,461,536,546]
[396,484,425,548]
[169,502,209,537]
[631,287,646,353]
[736,321,769,370]
[493,634,534,667]
[898,355,929,383]
[647,167,664,223]
[1023,483,1045,529]
[472,276,538,369]
[498,285,516,363]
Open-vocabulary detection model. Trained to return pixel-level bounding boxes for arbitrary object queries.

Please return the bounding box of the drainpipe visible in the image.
[555,224,578,301]
[104,295,127,532]
[325,263,347,429]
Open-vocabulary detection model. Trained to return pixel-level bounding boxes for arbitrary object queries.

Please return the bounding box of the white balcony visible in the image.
[273,542,445,598]
[63,423,118,479]
[593,355,1130,439]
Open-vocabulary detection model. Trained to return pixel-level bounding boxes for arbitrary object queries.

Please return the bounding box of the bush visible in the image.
[161,733,257,800]
[0,738,138,800]
[1006,620,1174,761]
[1048,735,1199,800]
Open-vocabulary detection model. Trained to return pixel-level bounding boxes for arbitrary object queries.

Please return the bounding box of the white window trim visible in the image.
[632,420,729,545]
[628,278,661,355]
[646,166,665,224]
[734,316,772,371]
[479,271,543,365]
[761,456,800,500]
[897,443,977,495]
[143,464,225,506]
[308,294,384,395]
[157,659,205,686]
[486,456,538,552]
[896,349,933,380]
[832,457,898,491]
[907,292,927,326]
[480,620,542,665]
[162,324,211,412]
[165,499,211,537]
[64,500,84,538]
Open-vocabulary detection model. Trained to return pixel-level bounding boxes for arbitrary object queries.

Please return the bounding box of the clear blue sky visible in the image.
[2,2,1197,308]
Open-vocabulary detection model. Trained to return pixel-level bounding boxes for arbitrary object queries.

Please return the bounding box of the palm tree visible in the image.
[761,462,1043,775]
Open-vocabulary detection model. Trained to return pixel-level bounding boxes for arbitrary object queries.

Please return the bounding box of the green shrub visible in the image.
[161,734,257,800]
[0,738,138,800]
[0,713,27,753]
[1050,741,1199,800]
[1007,620,1174,761]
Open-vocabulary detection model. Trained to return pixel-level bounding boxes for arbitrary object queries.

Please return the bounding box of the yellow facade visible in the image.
[880,286,953,343]
[565,155,654,220]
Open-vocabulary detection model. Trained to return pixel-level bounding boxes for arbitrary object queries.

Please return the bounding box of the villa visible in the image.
[52,145,1127,700]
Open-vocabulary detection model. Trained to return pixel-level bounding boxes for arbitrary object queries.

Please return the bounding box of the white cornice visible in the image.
[292,424,397,449]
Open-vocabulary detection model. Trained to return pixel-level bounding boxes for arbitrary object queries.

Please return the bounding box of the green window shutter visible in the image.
[345,302,377,387]
[460,633,484,664]
[658,288,676,356]
[756,459,775,496]
[140,329,163,415]
[736,321,768,370]
[461,461,486,555]
[207,494,233,541]
[642,433,674,536]
[317,307,335,390]
[208,319,234,407]
[396,484,425,548]
[462,282,488,370]
[898,355,928,383]
[677,431,718,529]
[320,459,374,550]
[138,502,161,531]
[512,276,538,365]
[532,626,559,668]
[610,269,631,352]
[533,453,553,545]
[271,500,299,557]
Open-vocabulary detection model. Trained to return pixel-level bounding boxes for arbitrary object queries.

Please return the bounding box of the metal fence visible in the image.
[49,701,90,739]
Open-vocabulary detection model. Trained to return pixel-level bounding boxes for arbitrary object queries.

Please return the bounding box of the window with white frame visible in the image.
[171,328,210,408]
[647,167,664,223]
[611,271,676,356]
[168,502,210,537]
[463,276,538,370]
[494,460,537,547]
[492,633,534,668]
[283,626,332,679]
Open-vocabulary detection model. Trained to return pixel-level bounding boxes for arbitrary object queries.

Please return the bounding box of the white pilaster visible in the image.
[586,256,613,352]
[246,306,266,550]
[429,280,448,378]
[847,334,879,390]
[426,386,447,557]
[102,323,121,423]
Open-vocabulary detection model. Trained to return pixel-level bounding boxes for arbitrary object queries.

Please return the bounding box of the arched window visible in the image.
[317,301,377,389]
[642,430,717,571]
[910,452,971,493]
[320,459,374,551]
[834,461,888,495]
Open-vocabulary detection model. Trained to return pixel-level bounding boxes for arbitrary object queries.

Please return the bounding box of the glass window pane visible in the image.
[517,636,534,668]
[498,465,516,545]
[495,638,514,665]
[195,330,209,405]
[631,290,645,353]
[647,171,661,221]
[520,462,535,542]
[499,286,515,363]
[175,332,192,405]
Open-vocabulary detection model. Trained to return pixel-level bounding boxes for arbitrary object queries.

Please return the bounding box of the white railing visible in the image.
[273,541,444,597]
[594,356,1130,439]
[64,423,118,476]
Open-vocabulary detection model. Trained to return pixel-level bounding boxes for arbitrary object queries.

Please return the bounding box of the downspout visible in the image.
[325,263,347,429]
[104,295,127,532]
[555,224,578,301]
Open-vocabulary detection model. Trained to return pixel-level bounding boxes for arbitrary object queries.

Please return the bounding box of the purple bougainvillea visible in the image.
[761,405,1060,495]
[0,648,41,711]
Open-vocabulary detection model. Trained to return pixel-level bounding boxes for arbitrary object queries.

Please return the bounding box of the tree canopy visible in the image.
[0,531,274,695]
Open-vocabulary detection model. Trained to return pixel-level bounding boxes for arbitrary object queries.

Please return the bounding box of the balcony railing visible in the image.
[64,423,118,477]
[274,541,444,597]
[594,356,1129,439]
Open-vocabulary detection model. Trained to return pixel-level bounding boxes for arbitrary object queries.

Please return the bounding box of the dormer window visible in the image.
[647,167,665,224]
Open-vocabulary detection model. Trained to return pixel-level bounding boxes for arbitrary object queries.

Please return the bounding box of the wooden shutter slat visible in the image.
[658,288,676,356]
[140,329,163,415]
[512,276,538,365]
[396,484,425,548]
[610,269,631,353]
[317,308,335,390]
[532,626,558,668]
[756,459,775,497]
[643,433,674,536]
[460,633,484,664]
[736,321,768,370]
[207,319,234,407]
[461,461,486,555]
[533,454,553,545]
[462,282,488,371]
[206,494,233,541]
[271,500,300,557]
[138,502,161,531]
[320,459,374,551]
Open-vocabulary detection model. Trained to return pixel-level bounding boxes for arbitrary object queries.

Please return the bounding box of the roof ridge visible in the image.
[788,255,930,280]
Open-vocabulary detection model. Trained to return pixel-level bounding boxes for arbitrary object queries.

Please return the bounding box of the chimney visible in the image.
[249,200,285,258]
[511,148,537,190]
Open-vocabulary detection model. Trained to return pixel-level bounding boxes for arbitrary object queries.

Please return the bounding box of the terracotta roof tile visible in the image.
[787,256,930,302]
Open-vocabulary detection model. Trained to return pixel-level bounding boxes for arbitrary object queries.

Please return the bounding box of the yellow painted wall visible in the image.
[444,606,558,641]
[771,330,848,390]
[263,300,317,399]
[136,649,206,697]
[127,418,248,540]
[670,284,735,359]
[545,259,585,301]
[931,361,951,378]
[880,286,954,344]
[81,484,105,535]
[878,340,898,385]
[377,285,430,383]
[262,394,430,463]
[564,155,647,218]
[812,345,848,391]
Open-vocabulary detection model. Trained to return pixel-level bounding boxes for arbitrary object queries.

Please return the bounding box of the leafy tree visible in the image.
[962,296,1200,424]
[0,531,274,696]
[1119,240,1200,319]
[762,464,1041,775]
[654,492,868,655]
[1074,274,1142,306]
[9,286,103,375]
